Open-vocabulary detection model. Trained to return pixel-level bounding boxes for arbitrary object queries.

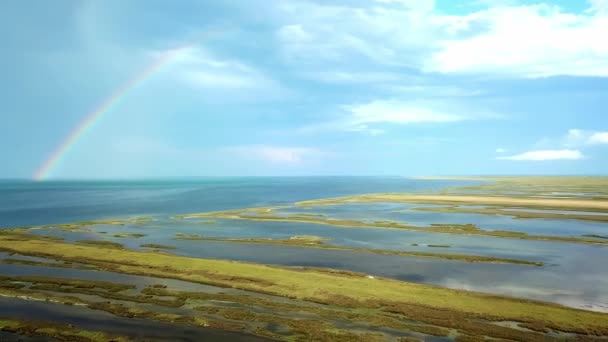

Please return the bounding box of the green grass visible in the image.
[410,205,608,223]
[428,176,608,198]
[76,239,124,249]
[175,232,202,239]
[582,234,608,240]
[11,275,136,292]
[112,233,146,238]
[0,318,133,342]
[0,258,97,270]
[140,243,177,249]
[1,217,153,232]
[295,193,608,211]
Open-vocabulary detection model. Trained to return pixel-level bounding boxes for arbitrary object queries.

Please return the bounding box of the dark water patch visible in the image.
[0,297,270,342]
[282,260,346,269]
[397,274,428,282]
[0,331,56,342]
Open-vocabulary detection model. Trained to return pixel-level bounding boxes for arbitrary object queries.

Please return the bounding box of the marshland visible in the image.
[2,177,608,341]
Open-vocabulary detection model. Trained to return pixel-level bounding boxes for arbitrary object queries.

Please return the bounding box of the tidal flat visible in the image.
[2,176,608,341]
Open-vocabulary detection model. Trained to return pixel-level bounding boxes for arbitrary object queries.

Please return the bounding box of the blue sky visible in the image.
[1,0,607,178]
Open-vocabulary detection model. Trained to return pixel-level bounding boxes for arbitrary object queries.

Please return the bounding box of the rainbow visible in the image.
[33,44,194,181]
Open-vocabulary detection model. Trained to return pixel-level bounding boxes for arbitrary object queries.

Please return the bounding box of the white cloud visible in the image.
[533,129,608,149]
[498,149,584,161]
[563,129,608,146]
[589,132,608,144]
[346,125,386,136]
[496,148,506,153]
[155,47,279,90]
[386,85,485,97]
[302,71,402,84]
[275,1,439,66]
[319,99,497,135]
[426,4,608,77]
[276,1,608,78]
[228,145,322,164]
[589,0,608,12]
[374,0,436,12]
[345,100,465,125]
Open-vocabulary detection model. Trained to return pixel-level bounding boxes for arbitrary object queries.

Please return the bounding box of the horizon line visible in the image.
[0,174,607,182]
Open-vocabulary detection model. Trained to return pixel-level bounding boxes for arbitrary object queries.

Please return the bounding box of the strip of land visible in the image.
[175,234,544,266]
[1,231,607,341]
[179,207,608,246]
[296,193,608,212]
[409,205,608,222]
[418,176,608,198]
[1,217,152,232]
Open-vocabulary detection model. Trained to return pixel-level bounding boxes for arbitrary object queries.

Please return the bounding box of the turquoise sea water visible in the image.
[0,177,465,227]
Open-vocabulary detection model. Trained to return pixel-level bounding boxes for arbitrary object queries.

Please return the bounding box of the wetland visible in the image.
[2,176,608,341]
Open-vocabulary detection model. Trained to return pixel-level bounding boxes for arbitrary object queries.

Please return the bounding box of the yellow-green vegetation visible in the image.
[289,235,329,242]
[194,306,387,342]
[287,212,328,217]
[398,338,424,342]
[0,232,607,341]
[143,288,430,341]
[112,233,146,238]
[176,235,542,266]
[582,234,608,240]
[0,318,133,342]
[423,176,608,198]
[409,205,608,223]
[0,274,188,308]
[140,243,177,249]
[184,207,608,246]
[175,232,204,239]
[1,217,153,232]
[0,286,206,328]
[0,258,97,270]
[76,239,124,249]
[295,193,608,212]
[1,274,434,341]
[174,206,288,219]
[11,275,136,292]
[86,301,208,326]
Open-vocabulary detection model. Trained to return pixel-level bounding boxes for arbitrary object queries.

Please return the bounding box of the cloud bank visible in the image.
[498,149,584,161]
